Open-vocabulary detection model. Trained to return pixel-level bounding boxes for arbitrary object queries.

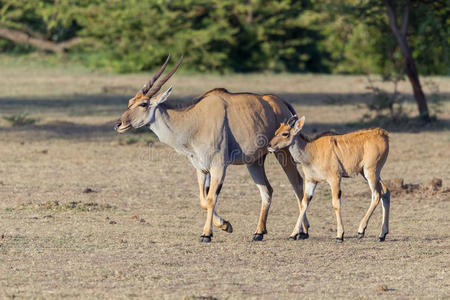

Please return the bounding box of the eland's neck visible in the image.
[148,106,194,152]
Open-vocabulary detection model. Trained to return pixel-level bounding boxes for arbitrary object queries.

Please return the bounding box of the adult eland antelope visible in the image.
[114,55,309,242]
[268,116,390,242]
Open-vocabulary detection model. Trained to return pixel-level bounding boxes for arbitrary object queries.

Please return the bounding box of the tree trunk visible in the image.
[382,0,430,121]
[0,27,80,54]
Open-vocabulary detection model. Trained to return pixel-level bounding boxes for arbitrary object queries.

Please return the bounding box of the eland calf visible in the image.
[114,55,310,242]
[268,116,390,242]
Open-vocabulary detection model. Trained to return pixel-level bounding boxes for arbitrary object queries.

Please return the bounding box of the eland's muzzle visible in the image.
[113,120,122,131]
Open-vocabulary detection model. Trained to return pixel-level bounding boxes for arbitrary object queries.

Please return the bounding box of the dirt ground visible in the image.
[0,57,449,299]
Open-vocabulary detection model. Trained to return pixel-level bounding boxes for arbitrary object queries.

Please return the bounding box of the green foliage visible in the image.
[72,0,327,73]
[3,112,37,126]
[317,0,449,76]
[0,0,79,47]
[0,0,448,74]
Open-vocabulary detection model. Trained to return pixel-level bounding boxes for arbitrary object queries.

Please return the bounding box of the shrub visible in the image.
[3,112,37,127]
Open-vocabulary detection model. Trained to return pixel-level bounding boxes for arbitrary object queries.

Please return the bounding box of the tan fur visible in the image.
[269,119,390,242]
[306,128,389,180]
[115,78,310,242]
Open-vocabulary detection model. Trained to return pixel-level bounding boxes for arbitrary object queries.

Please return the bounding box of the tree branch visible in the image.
[400,0,410,37]
[382,0,429,119]
[382,0,400,36]
[0,26,80,54]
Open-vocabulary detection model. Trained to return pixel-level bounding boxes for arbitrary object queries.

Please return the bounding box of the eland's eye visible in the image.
[139,102,148,108]
[282,132,289,137]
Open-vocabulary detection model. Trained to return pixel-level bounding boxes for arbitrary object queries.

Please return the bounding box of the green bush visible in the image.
[0,0,448,74]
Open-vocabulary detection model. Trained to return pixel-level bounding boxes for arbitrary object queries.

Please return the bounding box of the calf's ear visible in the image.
[293,116,305,135]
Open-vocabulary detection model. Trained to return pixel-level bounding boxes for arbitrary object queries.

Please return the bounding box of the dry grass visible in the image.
[0,55,449,299]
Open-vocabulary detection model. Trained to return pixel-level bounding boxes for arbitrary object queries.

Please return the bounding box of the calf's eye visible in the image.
[282,132,289,137]
[139,102,148,108]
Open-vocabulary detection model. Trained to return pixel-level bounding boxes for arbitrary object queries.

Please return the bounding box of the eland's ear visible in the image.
[155,86,173,105]
[293,116,305,135]
[287,114,298,128]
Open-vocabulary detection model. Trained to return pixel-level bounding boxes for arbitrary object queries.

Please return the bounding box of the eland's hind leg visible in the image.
[197,170,232,233]
[357,168,382,240]
[247,155,273,241]
[274,148,310,238]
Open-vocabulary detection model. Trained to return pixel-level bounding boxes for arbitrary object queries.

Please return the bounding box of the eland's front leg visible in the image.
[274,148,310,237]
[196,170,232,234]
[199,167,226,243]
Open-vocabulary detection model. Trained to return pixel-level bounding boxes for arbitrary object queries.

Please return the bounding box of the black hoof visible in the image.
[378,236,386,242]
[357,232,365,239]
[222,221,233,233]
[298,232,309,240]
[336,233,344,243]
[288,232,309,240]
[199,235,212,243]
[252,234,264,241]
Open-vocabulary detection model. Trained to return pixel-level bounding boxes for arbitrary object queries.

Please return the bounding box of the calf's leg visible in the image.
[379,179,390,241]
[357,169,382,240]
[289,179,316,240]
[330,178,344,242]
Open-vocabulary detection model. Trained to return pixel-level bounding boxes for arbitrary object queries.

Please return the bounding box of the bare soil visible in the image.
[0,56,449,299]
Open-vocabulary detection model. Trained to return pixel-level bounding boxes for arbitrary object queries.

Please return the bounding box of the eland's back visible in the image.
[188,88,296,164]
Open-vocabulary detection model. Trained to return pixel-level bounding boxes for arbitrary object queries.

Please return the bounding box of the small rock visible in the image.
[83,187,96,193]
[429,178,442,191]
[131,215,138,220]
[403,183,420,193]
[109,220,117,225]
[385,178,404,190]
[1,234,4,239]
[43,214,53,218]
[140,218,146,223]
[41,149,48,154]
[377,284,389,292]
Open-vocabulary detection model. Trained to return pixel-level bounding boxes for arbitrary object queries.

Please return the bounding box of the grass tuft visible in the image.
[3,112,37,127]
